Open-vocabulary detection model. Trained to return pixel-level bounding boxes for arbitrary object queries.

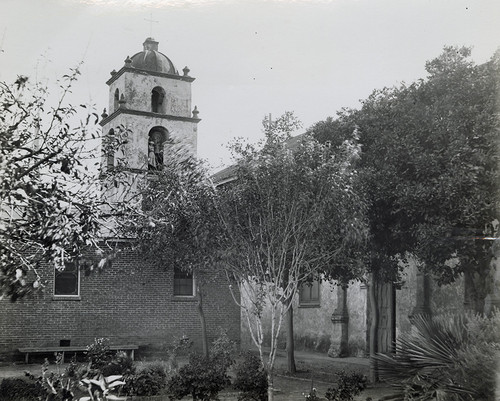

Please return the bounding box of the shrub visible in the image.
[373,312,500,401]
[164,335,193,374]
[303,385,320,401]
[22,356,79,401]
[168,353,232,401]
[101,351,134,376]
[0,377,44,401]
[122,361,169,397]
[210,329,236,370]
[167,333,235,401]
[233,351,268,401]
[85,338,113,370]
[325,370,367,401]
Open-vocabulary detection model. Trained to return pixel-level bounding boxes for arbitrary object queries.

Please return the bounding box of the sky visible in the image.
[1,0,499,172]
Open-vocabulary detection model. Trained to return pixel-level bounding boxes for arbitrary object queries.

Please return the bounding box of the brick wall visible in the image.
[0,248,240,361]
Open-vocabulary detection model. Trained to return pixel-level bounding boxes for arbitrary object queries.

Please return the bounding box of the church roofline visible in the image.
[100,108,201,127]
[106,66,195,86]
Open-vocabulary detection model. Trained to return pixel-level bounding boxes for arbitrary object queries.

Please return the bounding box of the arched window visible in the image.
[151,87,165,113]
[148,127,169,171]
[114,89,120,112]
[106,129,115,170]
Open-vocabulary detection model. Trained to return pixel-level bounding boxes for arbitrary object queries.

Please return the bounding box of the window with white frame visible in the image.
[54,261,80,298]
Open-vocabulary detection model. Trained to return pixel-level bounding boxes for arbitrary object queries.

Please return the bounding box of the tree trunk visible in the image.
[368,273,379,383]
[285,297,297,374]
[464,267,487,314]
[196,284,209,358]
[267,372,274,401]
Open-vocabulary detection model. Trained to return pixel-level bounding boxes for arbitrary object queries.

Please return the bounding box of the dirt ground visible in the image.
[0,348,396,400]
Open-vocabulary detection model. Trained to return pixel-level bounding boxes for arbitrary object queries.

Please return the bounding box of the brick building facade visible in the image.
[0,247,240,360]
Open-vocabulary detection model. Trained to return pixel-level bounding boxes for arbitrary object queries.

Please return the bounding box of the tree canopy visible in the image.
[0,70,106,300]
[310,47,500,297]
[214,112,369,398]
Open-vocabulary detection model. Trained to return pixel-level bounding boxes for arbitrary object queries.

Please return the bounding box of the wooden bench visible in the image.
[19,344,138,364]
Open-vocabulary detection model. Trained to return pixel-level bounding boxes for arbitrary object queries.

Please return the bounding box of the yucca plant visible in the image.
[79,374,127,401]
[373,312,500,401]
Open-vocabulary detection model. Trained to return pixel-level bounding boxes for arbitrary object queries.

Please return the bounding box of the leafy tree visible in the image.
[115,146,224,357]
[0,69,114,301]
[310,46,500,378]
[217,113,368,400]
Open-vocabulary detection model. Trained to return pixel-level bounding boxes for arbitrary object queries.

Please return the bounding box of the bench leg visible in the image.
[25,353,29,364]
[131,350,134,361]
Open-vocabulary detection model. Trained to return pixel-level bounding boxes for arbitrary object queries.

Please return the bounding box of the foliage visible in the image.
[373,312,500,400]
[85,338,113,371]
[303,384,320,401]
[22,355,77,401]
[310,46,500,296]
[210,329,237,368]
[0,70,120,301]
[219,112,368,398]
[233,351,268,401]
[116,146,221,274]
[101,351,134,377]
[114,146,224,355]
[167,354,231,400]
[0,377,44,401]
[122,361,169,397]
[79,374,126,401]
[324,370,367,401]
[167,334,235,400]
[164,335,194,373]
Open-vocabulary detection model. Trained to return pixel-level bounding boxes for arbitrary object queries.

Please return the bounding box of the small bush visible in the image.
[325,370,367,401]
[233,351,268,401]
[84,338,113,370]
[164,335,193,374]
[168,352,232,401]
[0,377,44,401]
[303,386,321,401]
[101,351,134,376]
[123,361,169,396]
[167,333,235,401]
[210,329,236,369]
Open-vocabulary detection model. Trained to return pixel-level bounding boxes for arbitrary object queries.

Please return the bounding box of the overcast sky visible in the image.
[1,0,499,171]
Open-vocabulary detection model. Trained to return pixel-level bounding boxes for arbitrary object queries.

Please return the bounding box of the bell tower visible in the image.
[100,37,200,174]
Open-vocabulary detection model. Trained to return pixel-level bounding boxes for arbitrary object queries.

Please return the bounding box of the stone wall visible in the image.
[240,280,367,356]
[240,259,467,357]
[396,258,465,336]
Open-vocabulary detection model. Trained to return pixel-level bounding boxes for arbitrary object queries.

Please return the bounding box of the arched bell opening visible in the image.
[151,86,166,113]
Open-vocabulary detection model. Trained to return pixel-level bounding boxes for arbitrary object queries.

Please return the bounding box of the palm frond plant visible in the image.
[373,311,500,400]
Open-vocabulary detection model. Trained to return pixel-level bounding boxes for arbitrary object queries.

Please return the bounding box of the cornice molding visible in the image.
[100,108,201,126]
[106,66,195,86]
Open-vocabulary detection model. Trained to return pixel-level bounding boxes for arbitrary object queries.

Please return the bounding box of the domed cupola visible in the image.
[129,37,178,75]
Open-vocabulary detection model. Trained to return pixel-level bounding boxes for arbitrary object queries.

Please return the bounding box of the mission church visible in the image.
[0,36,482,363]
[0,38,240,361]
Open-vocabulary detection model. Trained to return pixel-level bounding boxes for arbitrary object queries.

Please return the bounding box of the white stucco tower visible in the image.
[100,37,200,173]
